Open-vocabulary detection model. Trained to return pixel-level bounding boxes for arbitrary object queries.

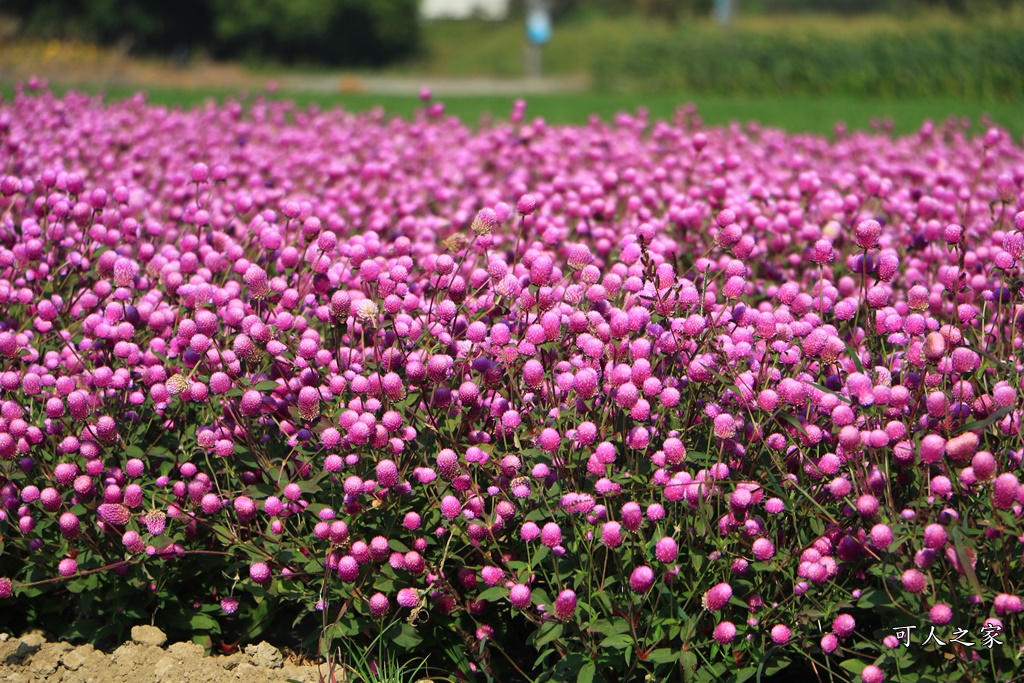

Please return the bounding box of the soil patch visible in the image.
[0,629,328,683]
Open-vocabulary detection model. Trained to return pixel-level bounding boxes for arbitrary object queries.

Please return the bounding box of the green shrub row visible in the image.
[592,24,1024,100]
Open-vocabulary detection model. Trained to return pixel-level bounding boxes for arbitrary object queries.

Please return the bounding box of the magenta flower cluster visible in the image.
[0,85,1021,680]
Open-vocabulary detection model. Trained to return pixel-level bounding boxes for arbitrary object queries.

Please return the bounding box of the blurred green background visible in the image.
[2,0,1024,135]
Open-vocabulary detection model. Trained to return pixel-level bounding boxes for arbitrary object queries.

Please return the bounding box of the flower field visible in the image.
[0,83,1022,682]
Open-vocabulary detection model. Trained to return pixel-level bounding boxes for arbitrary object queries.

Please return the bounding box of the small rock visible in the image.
[244,641,283,669]
[153,655,178,678]
[131,624,167,647]
[218,652,245,670]
[30,643,70,677]
[62,645,94,671]
[0,633,8,642]
[112,642,142,665]
[9,633,44,663]
[234,662,256,679]
[167,641,203,660]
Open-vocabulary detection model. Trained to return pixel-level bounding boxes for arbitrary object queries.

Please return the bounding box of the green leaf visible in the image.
[601,633,633,650]
[681,650,698,681]
[189,613,219,632]
[534,622,564,649]
[254,380,279,391]
[477,586,507,602]
[949,526,983,597]
[577,661,596,683]
[775,410,809,437]
[646,648,677,664]
[956,405,1014,435]
[857,589,888,609]
[805,380,851,404]
[761,655,791,678]
[839,659,867,675]
[843,340,866,373]
[373,576,396,592]
[588,619,629,636]
[391,622,422,649]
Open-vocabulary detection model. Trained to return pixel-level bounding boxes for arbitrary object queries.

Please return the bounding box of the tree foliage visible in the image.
[2,0,420,66]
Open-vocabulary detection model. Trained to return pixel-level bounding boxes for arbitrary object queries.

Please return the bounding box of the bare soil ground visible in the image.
[0,628,328,683]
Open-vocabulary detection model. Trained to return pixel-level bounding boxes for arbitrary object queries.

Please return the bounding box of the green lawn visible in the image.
[4,83,1022,138]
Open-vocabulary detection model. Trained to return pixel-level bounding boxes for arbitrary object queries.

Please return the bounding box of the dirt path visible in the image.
[0,629,328,683]
[0,40,587,96]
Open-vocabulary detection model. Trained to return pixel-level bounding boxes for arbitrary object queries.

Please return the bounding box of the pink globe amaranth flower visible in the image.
[440,495,462,520]
[244,265,270,299]
[945,432,978,463]
[436,449,460,480]
[929,603,953,625]
[376,459,399,488]
[752,538,775,561]
[811,238,834,265]
[854,219,881,249]
[770,624,791,645]
[993,473,1019,510]
[58,558,78,577]
[122,530,145,554]
[540,522,562,547]
[901,568,927,594]
[143,510,167,535]
[297,386,320,421]
[239,390,263,417]
[221,597,239,614]
[655,536,678,563]
[713,621,737,645]
[0,578,12,599]
[994,593,1023,616]
[520,520,544,540]
[368,592,390,617]
[630,566,655,593]
[396,588,419,608]
[861,664,885,683]
[820,633,838,653]
[59,512,81,539]
[481,566,505,587]
[97,503,131,526]
[233,497,256,522]
[869,524,893,550]
[517,194,537,215]
[971,451,996,481]
[509,584,532,610]
[403,512,422,530]
[923,524,947,549]
[404,551,425,575]
[337,556,360,582]
[249,562,271,584]
[856,494,879,517]
[601,521,623,548]
[832,614,855,638]
[703,582,733,611]
[553,589,577,620]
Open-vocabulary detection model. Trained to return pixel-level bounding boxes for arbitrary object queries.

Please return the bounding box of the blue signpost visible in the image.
[524,1,551,77]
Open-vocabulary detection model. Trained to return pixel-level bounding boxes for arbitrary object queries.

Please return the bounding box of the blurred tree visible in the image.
[2,0,419,66]
[210,0,420,66]
[3,0,212,50]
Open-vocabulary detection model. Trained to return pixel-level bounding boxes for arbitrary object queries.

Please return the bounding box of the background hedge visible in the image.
[592,21,1024,100]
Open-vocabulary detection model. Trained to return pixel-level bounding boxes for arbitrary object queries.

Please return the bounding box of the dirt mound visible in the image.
[0,629,327,683]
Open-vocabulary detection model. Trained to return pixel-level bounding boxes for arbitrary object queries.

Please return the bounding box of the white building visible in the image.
[421,0,510,20]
